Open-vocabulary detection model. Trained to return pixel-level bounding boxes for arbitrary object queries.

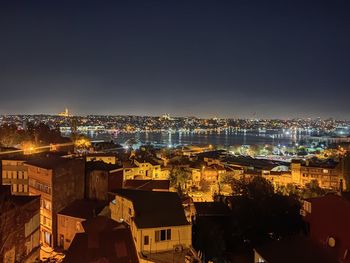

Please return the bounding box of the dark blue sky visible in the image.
[0,0,349,119]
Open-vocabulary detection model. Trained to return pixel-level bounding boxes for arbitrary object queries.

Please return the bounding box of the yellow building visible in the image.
[26,156,85,248]
[291,160,343,190]
[262,159,344,191]
[189,168,201,187]
[1,159,29,195]
[123,159,169,180]
[57,200,106,250]
[110,189,192,261]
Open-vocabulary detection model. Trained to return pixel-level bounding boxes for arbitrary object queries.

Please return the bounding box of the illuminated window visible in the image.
[303,201,312,213]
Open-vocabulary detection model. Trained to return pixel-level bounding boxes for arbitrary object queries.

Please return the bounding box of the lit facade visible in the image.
[26,158,85,248]
[1,159,29,195]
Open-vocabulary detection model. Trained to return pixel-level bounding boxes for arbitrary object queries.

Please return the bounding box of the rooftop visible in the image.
[123,179,170,191]
[86,161,122,172]
[0,185,40,214]
[64,216,139,263]
[194,202,230,217]
[113,189,190,228]
[58,199,107,219]
[254,236,337,263]
[25,155,78,169]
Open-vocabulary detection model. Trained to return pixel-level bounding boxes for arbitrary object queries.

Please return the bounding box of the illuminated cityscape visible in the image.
[1,1,350,263]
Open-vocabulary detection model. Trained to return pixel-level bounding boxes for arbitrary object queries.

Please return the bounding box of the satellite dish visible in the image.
[328,237,336,247]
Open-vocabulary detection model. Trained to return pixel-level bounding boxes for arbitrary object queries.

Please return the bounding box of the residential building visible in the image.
[110,189,193,262]
[301,193,350,262]
[1,158,29,195]
[201,164,226,184]
[86,161,123,201]
[26,156,85,248]
[64,216,139,263]
[123,158,169,180]
[57,199,107,250]
[0,186,40,263]
[253,236,337,263]
[291,159,343,190]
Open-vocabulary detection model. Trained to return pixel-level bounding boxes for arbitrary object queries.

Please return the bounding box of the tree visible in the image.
[0,124,19,147]
[169,167,190,188]
[227,176,274,200]
[199,180,211,192]
[301,179,329,199]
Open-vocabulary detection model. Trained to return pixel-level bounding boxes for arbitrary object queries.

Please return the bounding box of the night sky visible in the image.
[1,0,349,119]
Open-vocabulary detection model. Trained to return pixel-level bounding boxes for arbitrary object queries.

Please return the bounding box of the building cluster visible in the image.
[1,142,350,263]
[1,114,349,136]
[0,149,199,262]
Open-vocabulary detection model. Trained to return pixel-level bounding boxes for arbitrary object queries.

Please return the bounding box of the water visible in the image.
[85,129,311,147]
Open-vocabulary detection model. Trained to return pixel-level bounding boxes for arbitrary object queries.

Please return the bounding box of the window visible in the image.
[166,229,171,240]
[44,231,51,246]
[303,201,312,213]
[18,184,23,192]
[144,236,149,245]
[29,179,51,194]
[12,184,17,192]
[59,235,64,248]
[24,172,28,179]
[155,229,171,242]
[42,199,52,211]
[18,171,23,179]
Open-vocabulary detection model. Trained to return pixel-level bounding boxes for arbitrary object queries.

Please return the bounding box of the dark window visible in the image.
[166,229,171,240]
[144,236,149,245]
[160,230,166,241]
[155,229,171,242]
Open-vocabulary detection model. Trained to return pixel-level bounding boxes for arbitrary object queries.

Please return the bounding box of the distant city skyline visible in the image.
[1,1,349,119]
[0,108,349,121]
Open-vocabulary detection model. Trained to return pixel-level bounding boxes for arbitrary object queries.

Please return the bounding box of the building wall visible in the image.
[136,225,192,254]
[57,214,85,250]
[110,195,192,255]
[303,195,350,263]
[253,250,266,263]
[124,161,164,180]
[264,172,293,188]
[87,170,109,201]
[27,158,85,248]
[27,164,54,247]
[0,197,40,263]
[52,159,85,248]
[1,160,29,195]
[87,168,123,201]
[290,162,343,190]
[110,195,135,226]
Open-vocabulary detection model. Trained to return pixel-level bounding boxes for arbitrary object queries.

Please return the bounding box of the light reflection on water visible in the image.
[83,130,313,147]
